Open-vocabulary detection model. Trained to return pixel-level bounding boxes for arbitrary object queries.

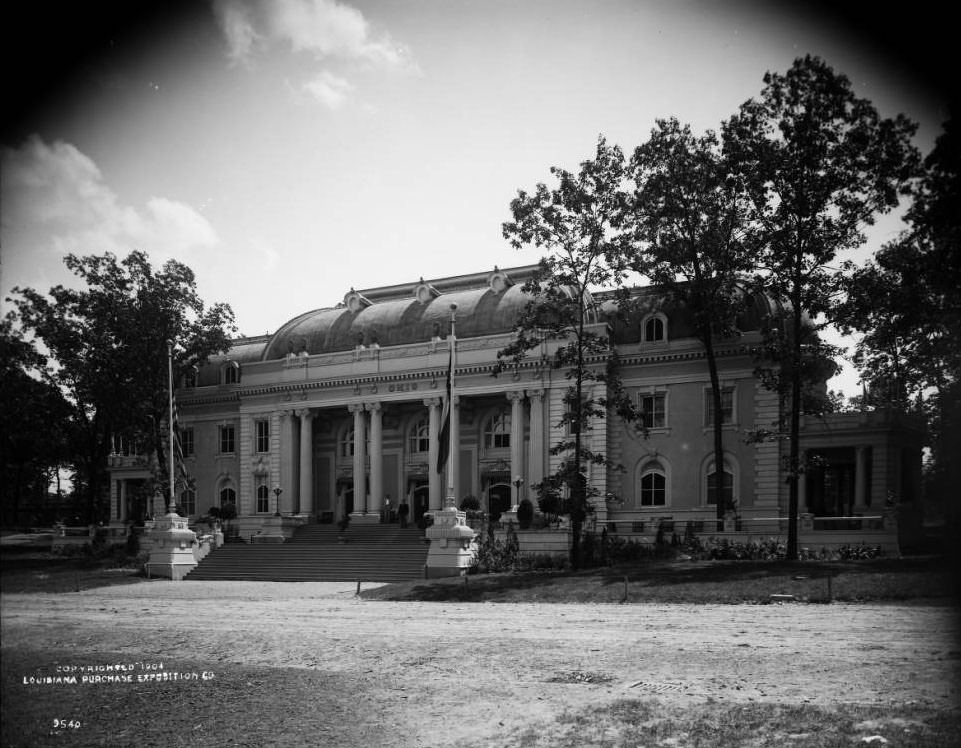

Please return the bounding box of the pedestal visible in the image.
[253,515,287,544]
[425,506,477,578]
[145,511,198,581]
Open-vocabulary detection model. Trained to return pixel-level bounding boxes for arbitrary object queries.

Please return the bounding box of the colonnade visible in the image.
[798,444,875,514]
[277,388,548,516]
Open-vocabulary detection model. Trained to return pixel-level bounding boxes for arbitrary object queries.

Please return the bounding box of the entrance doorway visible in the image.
[488,483,511,522]
[412,484,429,523]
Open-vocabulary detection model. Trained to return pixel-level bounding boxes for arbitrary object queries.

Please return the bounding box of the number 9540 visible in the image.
[52,719,81,730]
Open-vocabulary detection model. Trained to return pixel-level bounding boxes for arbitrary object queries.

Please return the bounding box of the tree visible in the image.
[627,118,757,530]
[723,55,920,558]
[0,319,74,525]
[496,137,640,568]
[9,251,236,522]
[837,107,960,525]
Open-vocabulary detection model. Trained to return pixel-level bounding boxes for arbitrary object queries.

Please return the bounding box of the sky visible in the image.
[2,0,956,396]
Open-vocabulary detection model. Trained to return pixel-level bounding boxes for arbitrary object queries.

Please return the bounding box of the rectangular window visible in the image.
[639,393,666,429]
[219,425,235,454]
[256,485,270,513]
[180,427,194,457]
[705,387,735,426]
[180,489,196,517]
[256,420,270,453]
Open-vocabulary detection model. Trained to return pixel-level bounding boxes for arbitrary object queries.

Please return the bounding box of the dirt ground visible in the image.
[2,581,960,746]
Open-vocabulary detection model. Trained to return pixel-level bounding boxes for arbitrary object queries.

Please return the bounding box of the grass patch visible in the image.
[0,554,149,594]
[501,698,961,748]
[360,555,961,604]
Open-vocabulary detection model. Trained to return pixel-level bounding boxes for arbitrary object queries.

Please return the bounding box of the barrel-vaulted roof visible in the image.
[261,266,540,360]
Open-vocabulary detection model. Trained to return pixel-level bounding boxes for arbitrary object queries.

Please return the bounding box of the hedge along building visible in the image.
[107,264,923,551]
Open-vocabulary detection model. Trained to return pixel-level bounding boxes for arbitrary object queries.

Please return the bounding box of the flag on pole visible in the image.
[171,394,191,491]
[436,344,453,474]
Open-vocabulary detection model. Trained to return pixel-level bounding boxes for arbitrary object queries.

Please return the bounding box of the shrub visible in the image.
[517,499,534,530]
[836,543,883,560]
[471,523,520,573]
[459,495,480,512]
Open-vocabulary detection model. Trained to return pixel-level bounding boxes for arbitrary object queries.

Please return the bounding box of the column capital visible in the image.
[423,397,441,408]
[347,402,365,414]
[295,408,314,420]
[506,390,525,403]
[525,388,544,400]
[365,401,383,413]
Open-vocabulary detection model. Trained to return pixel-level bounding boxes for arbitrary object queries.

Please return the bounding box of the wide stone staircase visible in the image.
[184,523,428,582]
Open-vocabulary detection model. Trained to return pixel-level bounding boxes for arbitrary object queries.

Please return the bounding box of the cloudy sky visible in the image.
[1,0,955,393]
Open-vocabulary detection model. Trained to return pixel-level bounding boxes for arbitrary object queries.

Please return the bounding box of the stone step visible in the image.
[185,523,429,582]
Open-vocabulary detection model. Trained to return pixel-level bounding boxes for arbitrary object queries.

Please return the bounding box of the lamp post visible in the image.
[273,486,283,517]
[512,475,524,509]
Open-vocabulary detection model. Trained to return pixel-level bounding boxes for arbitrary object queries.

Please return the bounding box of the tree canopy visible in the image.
[497,137,639,568]
[627,117,757,527]
[8,251,236,522]
[723,55,920,558]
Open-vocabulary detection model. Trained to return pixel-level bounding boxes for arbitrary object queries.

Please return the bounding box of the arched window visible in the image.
[223,361,240,385]
[182,367,197,388]
[638,460,667,507]
[256,483,270,513]
[179,488,196,517]
[484,412,511,449]
[408,419,430,454]
[219,486,236,508]
[635,459,671,507]
[707,468,734,509]
[702,455,738,511]
[642,314,667,343]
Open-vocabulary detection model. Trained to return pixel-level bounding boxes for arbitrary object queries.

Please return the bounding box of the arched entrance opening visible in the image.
[487,482,511,522]
[411,483,429,524]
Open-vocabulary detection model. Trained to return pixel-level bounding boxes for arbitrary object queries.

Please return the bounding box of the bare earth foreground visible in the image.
[2,580,960,747]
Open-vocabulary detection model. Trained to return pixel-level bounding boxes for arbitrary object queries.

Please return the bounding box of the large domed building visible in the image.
[107,264,923,555]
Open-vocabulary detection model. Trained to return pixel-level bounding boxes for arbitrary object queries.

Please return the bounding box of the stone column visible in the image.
[350,403,368,513]
[368,402,383,513]
[527,389,545,487]
[297,409,314,515]
[119,480,127,522]
[425,397,442,510]
[854,446,868,513]
[508,391,526,508]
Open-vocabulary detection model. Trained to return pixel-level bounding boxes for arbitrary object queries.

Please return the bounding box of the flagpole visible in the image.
[167,340,176,514]
[446,303,457,507]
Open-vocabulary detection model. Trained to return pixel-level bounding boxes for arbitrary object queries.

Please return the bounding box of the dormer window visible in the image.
[344,288,372,314]
[223,361,240,385]
[488,266,513,294]
[414,278,441,304]
[642,313,667,343]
